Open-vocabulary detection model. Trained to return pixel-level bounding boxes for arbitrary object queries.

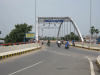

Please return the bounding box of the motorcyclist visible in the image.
[47,40,50,46]
[57,39,61,46]
[66,40,69,45]
[58,39,61,44]
[72,40,75,46]
[65,40,70,49]
[42,40,44,45]
[65,40,69,46]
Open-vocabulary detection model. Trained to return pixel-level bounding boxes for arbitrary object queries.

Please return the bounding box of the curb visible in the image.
[62,43,100,51]
[72,45,100,51]
[0,47,40,60]
[96,60,100,69]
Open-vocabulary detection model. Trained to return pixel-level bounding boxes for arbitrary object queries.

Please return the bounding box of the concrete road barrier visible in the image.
[96,55,100,68]
[0,43,41,60]
[72,42,100,51]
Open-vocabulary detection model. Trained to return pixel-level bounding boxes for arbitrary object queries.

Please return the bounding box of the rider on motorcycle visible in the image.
[66,40,69,45]
[42,40,44,45]
[57,39,61,46]
[47,40,50,46]
[65,40,70,49]
[58,39,61,44]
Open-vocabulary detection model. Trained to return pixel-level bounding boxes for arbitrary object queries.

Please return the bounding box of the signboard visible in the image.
[46,20,63,22]
[25,33,35,38]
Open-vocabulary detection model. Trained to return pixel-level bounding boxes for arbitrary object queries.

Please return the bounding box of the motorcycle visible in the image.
[73,42,75,46]
[65,43,70,49]
[42,42,44,45]
[58,43,61,47]
[47,43,50,46]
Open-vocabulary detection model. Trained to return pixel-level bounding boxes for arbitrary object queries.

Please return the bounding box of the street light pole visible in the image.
[67,21,68,40]
[35,0,36,40]
[90,0,92,46]
[55,28,56,39]
[49,22,50,40]
[64,22,65,40]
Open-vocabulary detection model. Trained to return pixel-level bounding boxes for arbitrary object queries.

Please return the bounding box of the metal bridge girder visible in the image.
[36,17,84,42]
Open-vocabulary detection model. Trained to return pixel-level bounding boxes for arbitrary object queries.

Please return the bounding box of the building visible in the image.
[0,40,4,44]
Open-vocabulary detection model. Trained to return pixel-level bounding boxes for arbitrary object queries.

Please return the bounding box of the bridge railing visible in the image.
[61,40,100,49]
[0,42,36,47]
[72,41,100,49]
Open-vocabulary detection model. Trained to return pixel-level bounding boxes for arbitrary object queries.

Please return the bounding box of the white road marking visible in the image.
[85,56,95,75]
[9,61,43,75]
[91,58,96,60]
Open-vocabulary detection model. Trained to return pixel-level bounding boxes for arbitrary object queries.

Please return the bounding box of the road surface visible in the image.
[0,43,100,75]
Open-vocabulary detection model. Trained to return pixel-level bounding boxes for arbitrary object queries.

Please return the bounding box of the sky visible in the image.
[0,0,100,38]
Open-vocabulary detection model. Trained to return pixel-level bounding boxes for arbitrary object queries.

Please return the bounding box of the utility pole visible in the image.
[49,22,50,40]
[90,0,92,48]
[70,22,71,41]
[42,28,43,39]
[64,22,65,40]
[67,21,68,40]
[35,0,36,40]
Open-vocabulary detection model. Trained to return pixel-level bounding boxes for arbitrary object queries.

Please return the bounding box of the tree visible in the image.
[64,32,79,41]
[0,38,5,40]
[43,38,46,40]
[90,26,99,38]
[70,32,75,36]
[75,35,79,40]
[95,29,99,38]
[5,23,32,44]
[91,26,95,38]
[52,36,55,40]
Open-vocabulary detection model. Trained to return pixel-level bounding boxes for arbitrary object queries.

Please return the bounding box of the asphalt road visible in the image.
[0,43,100,75]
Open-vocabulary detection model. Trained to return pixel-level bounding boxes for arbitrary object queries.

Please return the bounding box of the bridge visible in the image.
[0,17,100,75]
[36,17,84,41]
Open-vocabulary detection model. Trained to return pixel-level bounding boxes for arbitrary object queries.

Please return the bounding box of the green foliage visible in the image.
[61,37,64,40]
[84,40,86,41]
[5,23,32,44]
[70,32,74,36]
[43,38,46,40]
[91,26,95,34]
[91,26,99,38]
[52,36,55,40]
[47,40,50,44]
[95,29,99,34]
[0,38,5,40]
[91,26,99,35]
[64,32,79,41]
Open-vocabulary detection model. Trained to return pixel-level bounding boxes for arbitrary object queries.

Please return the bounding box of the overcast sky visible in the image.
[0,0,100,38]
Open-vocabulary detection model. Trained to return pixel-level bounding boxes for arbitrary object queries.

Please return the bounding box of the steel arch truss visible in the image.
[57,17,84,41]
[36,17,84,41]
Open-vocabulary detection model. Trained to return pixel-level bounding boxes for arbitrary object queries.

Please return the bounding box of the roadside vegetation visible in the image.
[4,23,32,44]
[0,38,5,40]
